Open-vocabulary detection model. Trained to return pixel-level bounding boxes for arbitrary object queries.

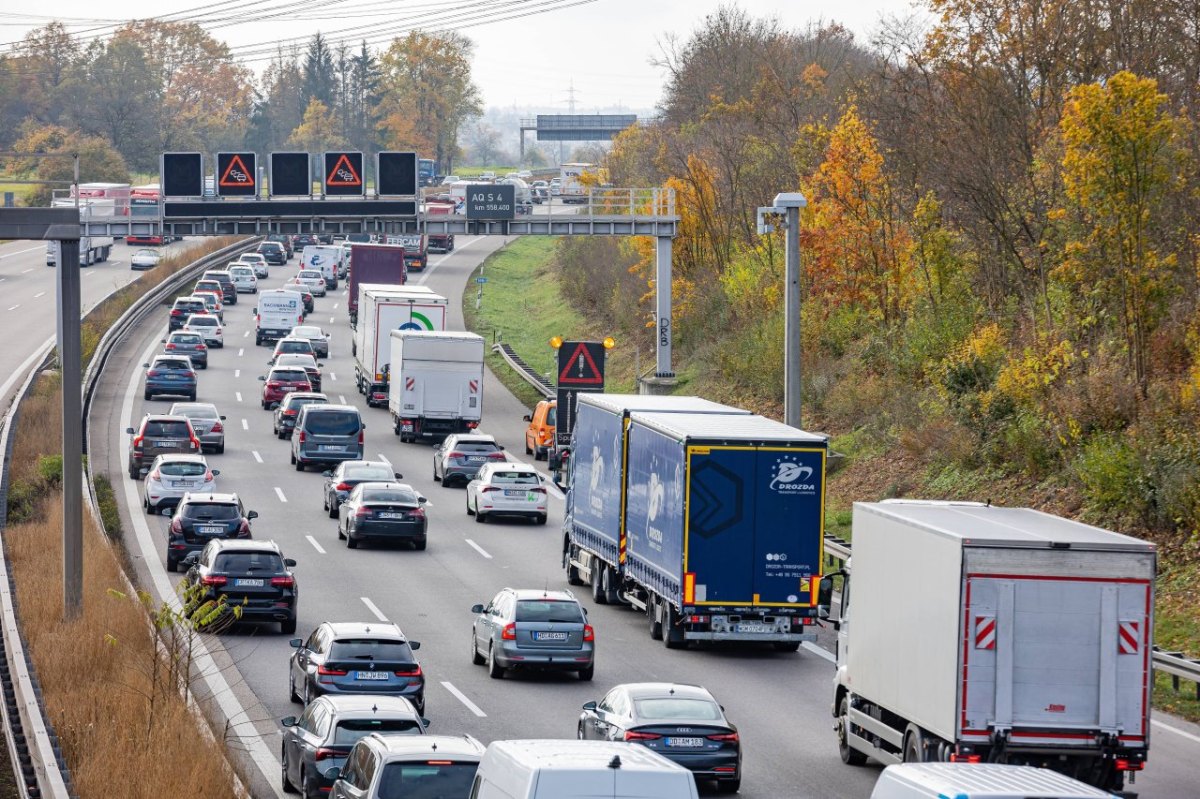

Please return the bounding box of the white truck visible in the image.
[300,244,341,289]
[387,330,484,442]
[559,162,597,204]
[353,285,449,406]
[829,500,1156,795]
[254,289,305,346]
[45,203,115,266]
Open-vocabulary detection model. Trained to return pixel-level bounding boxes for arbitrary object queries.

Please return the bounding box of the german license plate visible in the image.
[736,623,772,634]
[355,671,387,681]
[467,456,485,463]
[503,489,527,498]
[378,512,403,519]
[534,631,568,641]
[197,525,224,535]
[666,737,704,748]
[281,386,295,392]
[235,578,264,587]
[171,480,198,489]
[319,444,342,452]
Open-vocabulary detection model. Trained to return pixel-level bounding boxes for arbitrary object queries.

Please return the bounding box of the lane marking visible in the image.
[241,419,249,431]
[252,450,263,463]
[237,348,244,357]
[235,391,243,403]
[465,539,493,559]
[333,303,339,310]
[7,305,18,312]
[329,372,336,382]
[534,470,565,499]
[441,682,487,717]
[361,597,388,622]
[802,642,835,663]
[328,316,334,324]
[234,369,240,378]
[21,268,32,274]
[338,395,346,404]
[1152,717,1200,745]
[274,487,288,503]
[243,330,249,338]
[415,236,484,285]
[305,535,326,555]
[33,291,45,299]
[378,454,391,466]
[0,245,43,260]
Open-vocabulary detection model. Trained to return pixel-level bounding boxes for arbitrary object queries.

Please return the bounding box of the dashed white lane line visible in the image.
[415,236,484,285]
[329,372,337,381]
[0,245,42,260]
[338,395,346,404]
[235,391,243,403]
[361,597,388,622]
[442,682,487,717]
[234,369,240,378]
[241,419,249,431]
[274,487,288,503]
[802,642,835,663]
[20,268,32,274]
[305,535,326,555]
[243,330,249,338]
[238,347,244,357]
[1152,717,1200,745]
[378,454,391,466]
[465,539,493,559]
[33,291,45,299]
[329,316,335,324]
[6,305,18,312]
[333,303,339,310]
[252,450,263,463]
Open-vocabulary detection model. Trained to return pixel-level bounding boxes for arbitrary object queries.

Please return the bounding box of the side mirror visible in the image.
[408,641,420,650]
[323,767,340,782]
[142,363,150,368]
[421,717,431,729]
[522,414,532,422]
[418,496,427,504]
[219,416,226,420]
[211,469,220,477]
[160,507,172,517]
[498,445,505,451]
[394,472,403,479]
[582,701,597,711]
[322,470,333,478]
[247,510,259,520]
[284,558,297,567]
[471,604,484,614]
[160,339,166,343]
[258,376,266,381]
[125,427,135,435]
[281,716,297,727]
[289,638,303,648]
[181,553,198,568]
[818,575,834,609]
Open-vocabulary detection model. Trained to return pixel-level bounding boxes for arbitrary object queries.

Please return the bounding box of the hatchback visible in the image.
[228,265,258,293]
[165,492,258,571]
[274,392,328,439]
[142,454,218,514]
[235,253,269,278]
[193,289,224,322]
[470,588,594,680]
[433,434,506,486]
[168,401,226,453]
[326,735,484,799]
[275,352,322,391]
[282,280,316,313]
[322,461,401,518]
[169,296,208,330]
[281,695,428,799]
[183,314,223,348]
[271,336,318,364]
[337,482,427,550]
[466,463,548,525]
[295,269,328,296]
[260,367,313,409]
[201,270,237,304]
[126,414,201,479]
[162,330,208,369]
[258,241,288,265]
[577,683,740,792]
[180,539,296,633]
[288,621,425,711]
[293,404,365,470]
[142,355,197,401]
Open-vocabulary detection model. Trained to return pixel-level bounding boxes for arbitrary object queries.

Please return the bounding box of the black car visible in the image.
[578,683,741,793]
[274,391,329,438]
[293,234,319,251]
[288,621,425,712]
[258,241,288,265]
[165,492,258,571]
[322,461,402,518]
[336,482,427,550]
[267,234,294,259]
[181,539,297,634]
[169,296,209,331]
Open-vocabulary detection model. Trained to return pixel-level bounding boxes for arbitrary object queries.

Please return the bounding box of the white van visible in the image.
[870,764,1116,799]
[469,740,699,799]
[254,289,305,346]
[302,244,342,289]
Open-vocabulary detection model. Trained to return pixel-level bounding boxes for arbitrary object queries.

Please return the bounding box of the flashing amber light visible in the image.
[550,336,563,349]
[603,337,616,349]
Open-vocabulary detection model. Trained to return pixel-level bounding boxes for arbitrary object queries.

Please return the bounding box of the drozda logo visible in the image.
[769,458,816,494]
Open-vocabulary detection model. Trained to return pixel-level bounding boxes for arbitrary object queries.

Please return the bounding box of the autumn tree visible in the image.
[7,124,128,206]
[12,22,79,126]
[1055,71,1190,396]
[287,99,346,158]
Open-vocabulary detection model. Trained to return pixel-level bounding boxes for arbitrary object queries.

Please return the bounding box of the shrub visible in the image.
[1073,432,1144,519]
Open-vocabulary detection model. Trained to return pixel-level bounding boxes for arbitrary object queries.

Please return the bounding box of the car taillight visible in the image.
[583,624,595,642]
[210,421,223,433]
[313,748,344,762]
[394,665,422,677]
[531,487,547,495]
[189,436,200,450]
[355,506,372,517]
[449,451,464,460]
[1116,758,1144,772]
[501,623,516,640]
[407,508,425,519]
[481,486,500,493]
[267,381,281,389]
[707,732,739,743]
[165,343,176,350]
[270,576,294,587]
[145,370,160,377]
[283,409,297,416]
[487,452,506,460]
[358,430,364,445]
[317,665,347,676]
[466,420,479,429]
[197,343,207,351]
[132,435,144,451]
[335,482,352,491]
[237,520,251,537]
[200,575,227,587]
[148,469,159,481]
[297,431,306,444]
[625,731,661,741]
[170,309,182,316]
[204,470,214,482]
[170,519,182,534]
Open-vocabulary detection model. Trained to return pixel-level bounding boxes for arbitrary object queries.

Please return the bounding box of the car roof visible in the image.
[505,588,579,603]
[276,337,312,344]
[204,269,232,276]
[168,330,202,338]
[181,492,241,504]
[302,403,357,414]
[876,764,1115,797]
[314,694,421,717]
[169,402,218,413]
[276,353,317,364]
[321,621,408,640]
[339,460,392,470]
[141,413,191,422]
[151,453,207,464]
[205,538,282,553]
[184,314,218,321]
[620,683,715,702]
[281,392,327,402]
[174,296,205,304]
[362,734,484,760]
[151,355,192,365]
[449,434,497,444]
[483,463,538,474]
[352,481,415,494]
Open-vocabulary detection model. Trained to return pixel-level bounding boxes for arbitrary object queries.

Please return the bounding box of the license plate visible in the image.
[666,737,704,748]
[166,374,181,380]
[503,489,528,498]
[235,578,264,587]
[171,480,198,489]
[197,525,224,535]
[319,444,342,452]
[735,623,773,634]
[467,456,485,463]
[281,386,295,393]
[378,511,403,519]
[401,423,413,432]
[355,671,388,681]
[534,631,568,641]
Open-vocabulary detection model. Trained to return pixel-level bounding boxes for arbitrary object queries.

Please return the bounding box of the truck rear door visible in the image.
[961,565,1152,748]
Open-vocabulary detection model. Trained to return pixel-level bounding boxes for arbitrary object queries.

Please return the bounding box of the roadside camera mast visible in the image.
[757,192,807,429]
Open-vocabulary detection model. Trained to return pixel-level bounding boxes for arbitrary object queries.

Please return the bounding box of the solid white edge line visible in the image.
[465,539,493,559]
[0,337,54,402]
[361,597,388,622]
[802,641,836,663]
[305,535,327,555]
[120,334,286,798]
[414,236,483,286]
[1151,717,1200,745]
[252,450,263,463]
[378,454,390,466]
[0,244,44,260]
[441,681,487,718]
[274,487,288,503]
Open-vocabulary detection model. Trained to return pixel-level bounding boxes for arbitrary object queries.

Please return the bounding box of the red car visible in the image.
[259,367,312,409]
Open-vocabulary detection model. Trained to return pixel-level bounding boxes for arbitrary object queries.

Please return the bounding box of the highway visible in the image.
[83,235,1200,799]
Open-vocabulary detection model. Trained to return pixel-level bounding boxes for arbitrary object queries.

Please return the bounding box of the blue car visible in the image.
[288,622,424,713]
[144,354,197,401]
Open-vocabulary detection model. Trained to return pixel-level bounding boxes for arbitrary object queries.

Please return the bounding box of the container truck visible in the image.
[388,331,485,442]
[353,285,449,406]
[424,201,455,252]
[829,500,1156,794]
[45,202,116,266]
[384,233,429,272]
[346,244,406,326]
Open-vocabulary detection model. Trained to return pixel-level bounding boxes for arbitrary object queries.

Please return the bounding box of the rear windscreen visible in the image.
[376,762,476,799]
[144,421,191,437]
[455,442,498,453]
[304,411,360,435]
[272,371,308,382]
[361,489,418,504]
[634,698,722,721]
[329,640,414,661]
[344,466,394,482]
[159,462,207,477]
[172,335,202,345]
[187,317,216,326]
[332,719,422,747]
[183,503,240,521]
[155,360,192,371]
[279,341,311,353]
[515,600,584,624]
[212,552,282,572]
[490,471,538,485]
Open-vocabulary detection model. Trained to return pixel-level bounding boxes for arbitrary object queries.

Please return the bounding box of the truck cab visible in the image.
[523,400,556,460]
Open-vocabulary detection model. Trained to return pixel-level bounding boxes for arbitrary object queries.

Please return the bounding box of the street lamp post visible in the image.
[758,192,807,429]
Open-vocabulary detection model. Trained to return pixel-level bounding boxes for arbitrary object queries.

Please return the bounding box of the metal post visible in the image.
[655,235,673,377]
[784,204,801,428]
[58,236,83,619]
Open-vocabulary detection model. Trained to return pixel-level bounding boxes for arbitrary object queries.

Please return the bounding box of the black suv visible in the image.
[257,241,287,265]
[165,492,258,571]
[169,296,209,331]
[201,270,238,304]
[181,539,297,633]
[292,234,319,251]
[288,621,425,711]
[266,234,294,258]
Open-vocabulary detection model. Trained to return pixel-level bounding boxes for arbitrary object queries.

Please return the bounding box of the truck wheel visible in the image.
[773,642,801,653]
[565,546,584,586]
[648,598,663,641]
[837,696,867,765]
[663,604,685,649]
[591,565,609,605]
[903,725,926,763]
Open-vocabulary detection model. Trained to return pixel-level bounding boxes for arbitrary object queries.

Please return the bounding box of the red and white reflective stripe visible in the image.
[974,615,996,650]
[405,377,415,391]
[1118,620,1140,655]
[469,379,479,393]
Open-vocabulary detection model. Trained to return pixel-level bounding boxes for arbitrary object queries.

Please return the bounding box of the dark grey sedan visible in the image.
[163,330,209,369]
[337,482,427,550]
[280,694,427,799]
[322,461,401,518]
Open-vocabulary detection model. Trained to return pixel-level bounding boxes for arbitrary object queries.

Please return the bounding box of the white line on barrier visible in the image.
[305,535,326,555]
[465,539,492,559]
[361,597,388,622]
[442,682,486,717]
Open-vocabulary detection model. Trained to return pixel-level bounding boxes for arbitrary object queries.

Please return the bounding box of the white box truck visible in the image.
[254,289,305,345]
[353,285,449,406]
[387,330,484,442]
[300,244,341,289]
[45,203,115,266]
[829,500,1155,794]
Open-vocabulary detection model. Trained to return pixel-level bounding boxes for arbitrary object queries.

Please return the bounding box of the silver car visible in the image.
[470,588,594,681]
[433,434,506,487]
[142,453,217,513]
[235,253,270,278]
[168,402,226,454]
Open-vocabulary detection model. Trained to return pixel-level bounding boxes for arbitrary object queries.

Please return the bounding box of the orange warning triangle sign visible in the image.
[219,154,254,187]
[326,154,362,186]
[559,342,604,385]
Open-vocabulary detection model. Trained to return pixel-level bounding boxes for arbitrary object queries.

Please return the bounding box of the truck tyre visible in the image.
[903,725,926,763]
[591,565,609,605]
[663,604,686,649]
[648,598,663,641]
[773,641,801,653]
[565,545,584,586]
[837,696,867,765]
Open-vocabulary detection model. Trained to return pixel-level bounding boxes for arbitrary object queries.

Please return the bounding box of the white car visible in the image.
[295,269,327,297]
[228,265,258,293]
[142,453,218,514]
[234,253,269,278]
[289,324,330,358]
[441,175,460,185]
[130,248,162,270]
[466,462,548,525]
[182,314,223,348]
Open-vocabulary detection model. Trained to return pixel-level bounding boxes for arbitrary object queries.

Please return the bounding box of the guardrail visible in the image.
[492,342,553,399]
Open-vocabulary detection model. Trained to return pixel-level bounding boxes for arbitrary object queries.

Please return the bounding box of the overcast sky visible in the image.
[1,0,923,110]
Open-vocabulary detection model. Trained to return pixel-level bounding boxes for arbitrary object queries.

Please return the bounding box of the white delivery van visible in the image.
[470,740,699,799]
[302,245,342,289]
[870,763,1117,799]
[254,289,305,346]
